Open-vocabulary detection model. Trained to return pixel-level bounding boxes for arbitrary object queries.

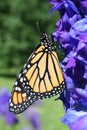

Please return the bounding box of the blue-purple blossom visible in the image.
[49,0,87,129]
[23,107,41,130]
[70,115,87,130]
[62,109,87,130]
[0,88,18,125]
[70,18,87,43]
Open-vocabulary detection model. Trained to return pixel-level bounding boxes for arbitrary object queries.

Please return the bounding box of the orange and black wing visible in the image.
[25,45,65,98]
[9,84,38,114]
[9,33,65,114]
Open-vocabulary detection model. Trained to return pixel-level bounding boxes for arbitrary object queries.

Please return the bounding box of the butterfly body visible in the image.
[9,33,65,114]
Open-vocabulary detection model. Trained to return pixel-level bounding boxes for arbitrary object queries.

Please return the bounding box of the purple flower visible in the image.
[49,0,79,15]
[49,0,87,129]
[29,111,41,130]
[23,107,41,130]
[62,109,87,130]
[73,0,87,16]
[70,18,87,43]
[70,115,87,130]
[0,88,18,125]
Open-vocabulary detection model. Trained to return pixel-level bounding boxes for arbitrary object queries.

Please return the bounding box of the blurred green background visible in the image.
[0,0,68,130]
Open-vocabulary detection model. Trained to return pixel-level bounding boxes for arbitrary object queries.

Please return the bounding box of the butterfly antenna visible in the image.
[36,19,42,35]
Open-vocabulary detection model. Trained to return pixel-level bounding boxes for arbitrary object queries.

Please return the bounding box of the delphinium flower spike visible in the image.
[49,0,87,130]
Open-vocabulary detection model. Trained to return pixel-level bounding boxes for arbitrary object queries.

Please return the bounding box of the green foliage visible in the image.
[0,0,59,74]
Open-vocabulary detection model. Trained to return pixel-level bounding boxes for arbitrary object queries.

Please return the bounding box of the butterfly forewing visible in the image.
[9,33,65,114]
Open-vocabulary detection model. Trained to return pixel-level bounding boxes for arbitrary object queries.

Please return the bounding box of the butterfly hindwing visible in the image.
[9,80,38,114]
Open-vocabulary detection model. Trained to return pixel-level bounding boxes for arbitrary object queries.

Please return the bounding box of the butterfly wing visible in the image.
[25,48,65,99]
[9,33,65,114]
[9,45,45,114]
[9,78,38,114]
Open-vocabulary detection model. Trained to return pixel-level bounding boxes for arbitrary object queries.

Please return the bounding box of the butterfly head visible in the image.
[40,33,50,44]
[40,33,56,51]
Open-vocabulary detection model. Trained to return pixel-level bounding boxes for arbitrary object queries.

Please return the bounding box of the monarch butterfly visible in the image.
[9,33,65,114]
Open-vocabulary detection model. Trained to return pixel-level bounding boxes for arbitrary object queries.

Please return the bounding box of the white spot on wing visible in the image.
[15,87,21,91]
[23,82,25,85]
[27,64,30,68]
[18,73,21,78]
[10,108,14,112]
[20,77,23,82]
[32,54,35,58]
[15,81,18,85]
[10,103,13,106]
[14,106,17,108]
[28,96,31,100]
[23,69,27,74]
[19,105,21,108]
[24,78,26,81]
